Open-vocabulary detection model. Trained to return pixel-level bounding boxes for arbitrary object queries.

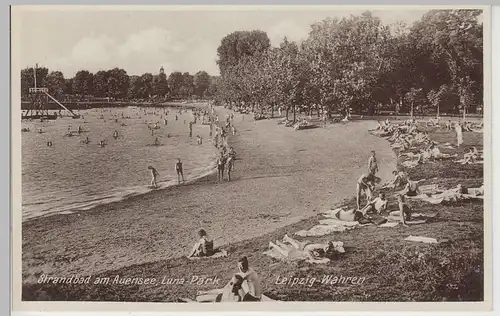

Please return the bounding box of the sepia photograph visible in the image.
[11,5,491,311]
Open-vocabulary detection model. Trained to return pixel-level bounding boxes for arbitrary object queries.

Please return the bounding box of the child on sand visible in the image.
[176,159,184,183]
[187,229,214,258]
[148,166,159,188]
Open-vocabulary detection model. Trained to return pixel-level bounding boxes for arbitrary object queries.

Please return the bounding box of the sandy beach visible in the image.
[22,107,396,284]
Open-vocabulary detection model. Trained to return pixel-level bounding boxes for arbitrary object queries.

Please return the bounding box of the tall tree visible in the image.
[20,66,49,97]
[193,71,211,97]
[44,71,66,98]
[72,70,94,98]
[168,72,184,98]
[217,30,271,75]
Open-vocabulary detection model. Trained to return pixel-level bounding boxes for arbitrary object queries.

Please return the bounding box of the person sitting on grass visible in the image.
[388,194,413,227]
[462,147,479,164]
[187,229,214,258]
[235,256,262,301]
[361,192,388,215]
[268,234,345,264]
[356,173,379,210]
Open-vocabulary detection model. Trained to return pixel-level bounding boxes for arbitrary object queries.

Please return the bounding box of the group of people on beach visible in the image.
[148,158,185,189]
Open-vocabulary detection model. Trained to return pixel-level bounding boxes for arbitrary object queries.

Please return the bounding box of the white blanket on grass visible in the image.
[404,235,438,244]
[410,187,484,204]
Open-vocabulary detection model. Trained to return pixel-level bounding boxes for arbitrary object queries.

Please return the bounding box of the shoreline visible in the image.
[21,102,221,223]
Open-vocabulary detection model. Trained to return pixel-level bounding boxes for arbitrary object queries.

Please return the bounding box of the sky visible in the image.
[15,7,432,78]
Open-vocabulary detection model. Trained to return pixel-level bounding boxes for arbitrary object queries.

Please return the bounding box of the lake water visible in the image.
[21,105,217,221]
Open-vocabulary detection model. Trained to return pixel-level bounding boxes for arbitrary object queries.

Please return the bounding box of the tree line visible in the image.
[21,67,217,101]
[214,10,483,120]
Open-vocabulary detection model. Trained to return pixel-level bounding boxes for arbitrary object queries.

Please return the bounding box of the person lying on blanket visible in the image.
[268,234,345,264]
[356,173,379,209]
[462,147,479,164]
[187,229,214,258]
[388,194,413,227]
[361,192,388,215]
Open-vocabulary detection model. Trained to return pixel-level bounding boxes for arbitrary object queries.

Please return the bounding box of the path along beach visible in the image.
[22,106,396,283]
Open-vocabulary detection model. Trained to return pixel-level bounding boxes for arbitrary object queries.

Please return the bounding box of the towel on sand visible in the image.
[292,208,361,237]
[404,235,438,244]
[188,249,228,260]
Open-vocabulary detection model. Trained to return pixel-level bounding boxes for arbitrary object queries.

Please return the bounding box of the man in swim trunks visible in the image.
[217,152,226,182]
[356,173,377,210]
[176,158,185,183]
[368,150,378,175]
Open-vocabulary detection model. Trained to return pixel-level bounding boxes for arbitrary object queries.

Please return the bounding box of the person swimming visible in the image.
[153,137,160,146]
[99,140,106,147]
[82,137,90,144]
[46,141,53,147]
[113,130,119,139]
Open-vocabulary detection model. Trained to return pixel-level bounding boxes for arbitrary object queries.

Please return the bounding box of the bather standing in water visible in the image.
[148,166,159,188]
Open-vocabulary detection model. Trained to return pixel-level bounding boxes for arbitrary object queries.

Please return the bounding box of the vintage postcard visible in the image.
[11,5,492,312]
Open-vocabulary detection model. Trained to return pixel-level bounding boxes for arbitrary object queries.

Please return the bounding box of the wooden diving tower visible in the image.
[22,64,80,120]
